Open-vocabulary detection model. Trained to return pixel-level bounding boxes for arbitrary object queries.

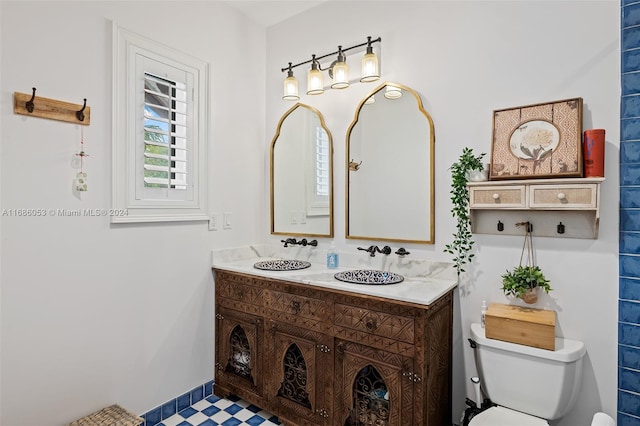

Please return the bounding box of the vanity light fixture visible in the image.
[281,36,381,100]
[282,62,299,101]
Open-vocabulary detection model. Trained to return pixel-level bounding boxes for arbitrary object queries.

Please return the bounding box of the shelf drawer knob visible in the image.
[557,192,566,200]
[492,193,500,200]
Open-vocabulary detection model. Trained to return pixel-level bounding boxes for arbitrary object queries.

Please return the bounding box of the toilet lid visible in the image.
[469,406,549,426]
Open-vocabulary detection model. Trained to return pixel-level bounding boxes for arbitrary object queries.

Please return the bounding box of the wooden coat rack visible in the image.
[14,87,90,125]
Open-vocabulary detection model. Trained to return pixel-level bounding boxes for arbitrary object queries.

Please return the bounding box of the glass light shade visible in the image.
[331,60,349,89]
[360,51,379,82]
[307,67,324,95]
[282,72,299,101]
[364,95,375,105]
[384,86,402,100]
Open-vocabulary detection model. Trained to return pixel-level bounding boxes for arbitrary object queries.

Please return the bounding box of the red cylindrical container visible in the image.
[583,129,605,177]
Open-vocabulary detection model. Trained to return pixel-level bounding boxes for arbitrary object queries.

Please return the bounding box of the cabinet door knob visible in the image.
[492,193,500,200]
[403,371,421,382]
[365,320,377,331]
[316,343,331,353]
[557,192,566,200]
[316,408,329,418]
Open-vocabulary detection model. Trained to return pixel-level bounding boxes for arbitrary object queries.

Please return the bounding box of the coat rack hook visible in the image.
[515,221,533,233]
[25,87,36,113]
[76,98,87,122]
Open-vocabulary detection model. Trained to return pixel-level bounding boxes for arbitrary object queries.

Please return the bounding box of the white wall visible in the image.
[1,2,265,425]
[265,2,619,425]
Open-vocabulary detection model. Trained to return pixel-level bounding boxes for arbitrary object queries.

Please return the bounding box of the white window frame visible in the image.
[112,24,209,223]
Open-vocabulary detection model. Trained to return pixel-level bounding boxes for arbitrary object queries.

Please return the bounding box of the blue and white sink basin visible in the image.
[334,269,404,285]
[253,259,311,271]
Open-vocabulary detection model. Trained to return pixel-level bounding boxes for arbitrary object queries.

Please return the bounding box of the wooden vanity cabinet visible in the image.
[213,269,453,426]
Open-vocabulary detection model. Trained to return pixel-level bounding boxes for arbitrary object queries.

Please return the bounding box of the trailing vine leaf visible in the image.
[444,148,486,275]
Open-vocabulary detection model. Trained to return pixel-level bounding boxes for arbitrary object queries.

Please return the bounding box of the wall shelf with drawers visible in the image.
[467,177,604,238]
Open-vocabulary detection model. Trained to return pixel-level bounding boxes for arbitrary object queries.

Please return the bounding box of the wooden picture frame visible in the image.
[489,97,583,180]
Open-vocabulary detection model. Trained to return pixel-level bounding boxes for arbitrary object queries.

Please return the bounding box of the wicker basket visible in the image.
[67,404,143,426]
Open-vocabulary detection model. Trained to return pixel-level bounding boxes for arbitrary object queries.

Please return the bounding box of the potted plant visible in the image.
[501,265,552,304]
[445,147,486,275]
[501,222,552,304]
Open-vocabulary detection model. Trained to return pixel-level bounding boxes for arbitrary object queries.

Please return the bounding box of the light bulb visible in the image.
[331,46,349,89]
[282,66,299,101]
[307,57,324,95]
[360,45,379,82]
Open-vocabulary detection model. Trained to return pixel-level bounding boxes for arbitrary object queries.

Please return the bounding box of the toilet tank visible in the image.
[470,323,586,420]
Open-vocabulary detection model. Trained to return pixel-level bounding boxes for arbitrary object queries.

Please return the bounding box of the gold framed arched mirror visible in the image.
[271,103,333,237]
[346,82,434,243]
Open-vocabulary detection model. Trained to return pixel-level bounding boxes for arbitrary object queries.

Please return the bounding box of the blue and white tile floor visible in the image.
[154,394,281,426]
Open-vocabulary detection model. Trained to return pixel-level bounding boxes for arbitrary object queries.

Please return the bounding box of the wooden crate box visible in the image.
[485,303,556,350]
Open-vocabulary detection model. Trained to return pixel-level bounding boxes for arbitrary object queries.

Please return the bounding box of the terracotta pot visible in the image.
[521,288,538,304]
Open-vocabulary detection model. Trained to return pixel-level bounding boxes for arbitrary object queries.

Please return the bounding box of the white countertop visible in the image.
[211,244,458,306]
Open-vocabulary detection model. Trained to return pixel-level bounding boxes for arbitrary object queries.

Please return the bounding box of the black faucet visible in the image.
[357,245,379,257]
[395,247,410,256]
[281,238,297,247]
[377,245,392,255]
[357,245,391,257]
[281,238,318,248]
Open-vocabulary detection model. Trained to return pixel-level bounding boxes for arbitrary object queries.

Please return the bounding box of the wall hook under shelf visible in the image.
[515,221,533,233]
[557,222,565,234]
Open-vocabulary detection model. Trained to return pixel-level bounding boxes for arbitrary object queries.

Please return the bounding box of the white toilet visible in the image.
[468,322,587,425]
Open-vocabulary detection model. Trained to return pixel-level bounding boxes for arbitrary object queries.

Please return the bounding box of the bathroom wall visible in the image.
[0,2,266,425]
[265,2,619,425]
[620,2,640,425]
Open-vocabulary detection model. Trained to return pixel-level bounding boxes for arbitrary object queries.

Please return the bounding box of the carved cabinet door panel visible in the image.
[334,339,414,426]
[267,320,333,426]
[214,305,264,403]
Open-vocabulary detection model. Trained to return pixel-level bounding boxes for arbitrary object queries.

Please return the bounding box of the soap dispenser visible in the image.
[481,300,488,328]
[327,242,339,269]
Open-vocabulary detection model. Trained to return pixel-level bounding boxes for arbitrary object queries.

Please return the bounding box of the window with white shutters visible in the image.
[143,73,188,190]
[112,24,209,223]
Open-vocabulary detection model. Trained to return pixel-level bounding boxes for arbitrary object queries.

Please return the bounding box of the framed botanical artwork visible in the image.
[489,97,583,180]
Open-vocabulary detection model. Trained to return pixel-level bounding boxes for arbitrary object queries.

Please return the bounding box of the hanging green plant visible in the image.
[444,147,486,275]
[501,265,552,301]
[501,222,552,304]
